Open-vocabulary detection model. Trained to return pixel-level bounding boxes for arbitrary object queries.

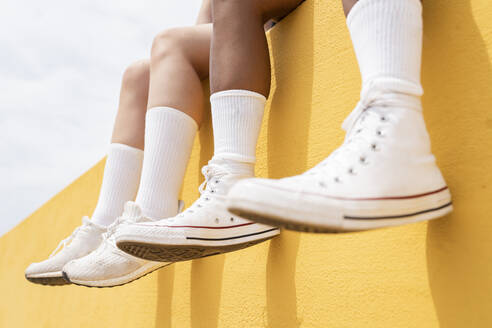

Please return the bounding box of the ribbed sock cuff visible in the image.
[210,90,266,164]
[135,106,197,219]
[91,143,144,226]
[347,0,423,93]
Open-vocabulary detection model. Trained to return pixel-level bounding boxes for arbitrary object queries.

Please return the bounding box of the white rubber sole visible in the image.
[227,182,453,233]
[25,271,69,286]
[63,262,170,288]
[116,224,280,262]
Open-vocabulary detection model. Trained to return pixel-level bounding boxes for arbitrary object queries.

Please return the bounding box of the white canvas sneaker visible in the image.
[114,159,279,262]
[25,217,106,286]
[227,88,452,233]
[62,201,179,288]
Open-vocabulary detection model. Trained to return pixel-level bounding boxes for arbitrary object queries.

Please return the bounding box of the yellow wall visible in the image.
[1,0,492,327]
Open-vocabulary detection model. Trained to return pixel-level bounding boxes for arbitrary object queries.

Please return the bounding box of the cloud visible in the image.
[0,0,202,236]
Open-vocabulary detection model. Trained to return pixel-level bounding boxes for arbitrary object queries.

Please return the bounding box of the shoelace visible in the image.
[342,78,422,138]
[103,216,128,241]
[181,163,229,216]
[49,216,96,257]
[103,210,153,242]
[309,79,422,183]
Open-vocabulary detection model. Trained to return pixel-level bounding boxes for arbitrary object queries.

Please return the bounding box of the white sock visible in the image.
[210,90,266,170]
[135,107,197,219]
[91,143,144,226]
[347,0,424,96]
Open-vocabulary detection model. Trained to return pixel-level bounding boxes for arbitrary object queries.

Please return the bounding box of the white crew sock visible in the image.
[135,107,197,219]
[347,0,424,96]
[91,143,144,226]
[210,90,266,169]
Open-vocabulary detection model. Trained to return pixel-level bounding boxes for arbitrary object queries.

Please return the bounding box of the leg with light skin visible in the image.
[63,25,216,287]
[147,24,212,126]
[112,1,309,262]
[90,61,150,227]
[134,25,212,220]
[24,60,150,286]
[111,60,149,150]
[227,0,452,233]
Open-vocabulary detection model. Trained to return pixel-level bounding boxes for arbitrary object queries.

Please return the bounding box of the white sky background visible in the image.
[0,0,202,236]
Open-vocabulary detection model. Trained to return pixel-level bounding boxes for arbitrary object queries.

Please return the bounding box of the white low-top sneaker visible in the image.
[114,159,279,262]
[62,201,179,288]
[25,217,106,286]
[227,88,452,233]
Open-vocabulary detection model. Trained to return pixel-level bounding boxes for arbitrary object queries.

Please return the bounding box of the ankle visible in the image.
[209,155,255,177]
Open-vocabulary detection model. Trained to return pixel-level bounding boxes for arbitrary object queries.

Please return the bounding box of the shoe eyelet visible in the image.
[197,204,202,208]
[318,181,327,188]
[215,218,219,223]
[230,217,234,222]
[371,143,379,151]
[334,177,341,183]
[380,116,388,122]
[348,168,356,175]
[376,130,384,137]
[356,129,362,134]
[360,156,368,164]
[215,180,219,184]
[210,190,215,193]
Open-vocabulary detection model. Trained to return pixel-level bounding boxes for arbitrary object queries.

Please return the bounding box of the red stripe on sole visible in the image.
[146,222,256,230]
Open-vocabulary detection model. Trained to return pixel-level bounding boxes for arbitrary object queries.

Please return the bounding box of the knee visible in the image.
[151,28,187,65]
[121,59,150,89]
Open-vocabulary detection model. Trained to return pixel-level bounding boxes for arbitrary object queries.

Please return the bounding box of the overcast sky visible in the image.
[0,0,202,236]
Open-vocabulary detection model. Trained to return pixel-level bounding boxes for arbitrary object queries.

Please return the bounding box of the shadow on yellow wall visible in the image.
[264,2,314,327]
[422,1,492,326]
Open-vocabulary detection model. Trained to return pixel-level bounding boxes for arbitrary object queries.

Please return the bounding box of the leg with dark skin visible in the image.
[147,24,212,127]
[210,0,304,97]
[342,0,359,16]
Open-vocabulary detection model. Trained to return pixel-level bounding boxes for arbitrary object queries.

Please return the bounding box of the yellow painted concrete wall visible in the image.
[1,0,492,327]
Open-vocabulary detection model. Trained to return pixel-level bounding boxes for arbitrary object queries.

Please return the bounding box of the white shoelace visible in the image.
[309,79,422,184]
[49,216,97,257]
[103,208,153,242]
[180,163,229,216]
[342,78,422,138]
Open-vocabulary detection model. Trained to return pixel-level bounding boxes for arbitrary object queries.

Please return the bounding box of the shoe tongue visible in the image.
[123,201,142,220]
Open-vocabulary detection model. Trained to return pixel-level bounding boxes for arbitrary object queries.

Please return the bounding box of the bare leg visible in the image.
[342,0,359,16]
[147,24,212,127]
[210,0,303,97]
[133,24,212,220]
[24,60,151,285]
[111,60,149,150]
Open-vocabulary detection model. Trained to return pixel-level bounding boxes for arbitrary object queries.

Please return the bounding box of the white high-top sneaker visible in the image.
[227,86,452,233]
[25,217,106,285]
[114,159,279,262]
[62,201,180,288]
